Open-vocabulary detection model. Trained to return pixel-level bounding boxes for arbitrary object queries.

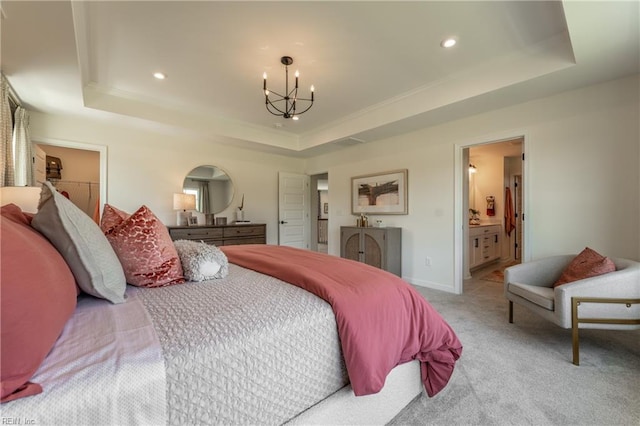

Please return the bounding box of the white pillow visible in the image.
[173,240,229,282]
[31,181,126,303]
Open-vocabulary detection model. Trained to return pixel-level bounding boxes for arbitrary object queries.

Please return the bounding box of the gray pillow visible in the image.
[173,240,229,282]
[31,182,126,304]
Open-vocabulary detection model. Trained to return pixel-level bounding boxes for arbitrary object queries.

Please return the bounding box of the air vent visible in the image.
[334,137,366,147]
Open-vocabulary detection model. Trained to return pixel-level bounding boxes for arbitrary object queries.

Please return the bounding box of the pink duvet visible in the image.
[220,244,462,397]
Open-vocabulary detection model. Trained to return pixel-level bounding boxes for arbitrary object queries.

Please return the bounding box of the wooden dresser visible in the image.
[167,224,266,246]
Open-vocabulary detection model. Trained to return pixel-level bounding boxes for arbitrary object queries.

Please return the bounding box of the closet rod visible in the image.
[51,179,99,185]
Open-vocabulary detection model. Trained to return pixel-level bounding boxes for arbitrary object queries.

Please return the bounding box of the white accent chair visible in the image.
[504,255,640,365]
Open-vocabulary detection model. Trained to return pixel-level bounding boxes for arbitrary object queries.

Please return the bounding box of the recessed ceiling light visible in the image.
[153,72,166,80]
[441,38,457,48]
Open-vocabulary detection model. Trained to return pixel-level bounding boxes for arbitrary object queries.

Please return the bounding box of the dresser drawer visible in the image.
[223,225,264,238]
[170,227,223,240]
[168,224,265,246]
[469,224,501,237]
[223,237,266,245]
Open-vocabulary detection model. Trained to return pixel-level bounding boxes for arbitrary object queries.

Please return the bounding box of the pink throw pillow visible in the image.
[100,203,129,233]
[554,247,616,287]
[103,205,185,288]
[1,204,77,402]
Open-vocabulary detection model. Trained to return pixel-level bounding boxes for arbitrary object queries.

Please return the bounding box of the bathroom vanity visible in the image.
[469,224,501,269]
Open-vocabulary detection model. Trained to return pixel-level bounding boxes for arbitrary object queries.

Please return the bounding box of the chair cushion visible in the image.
[508,283,555,311]
[554,247,616,287]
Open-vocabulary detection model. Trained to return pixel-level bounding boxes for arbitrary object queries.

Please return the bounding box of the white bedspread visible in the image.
[135,263,348,425]
[0,289,166,425]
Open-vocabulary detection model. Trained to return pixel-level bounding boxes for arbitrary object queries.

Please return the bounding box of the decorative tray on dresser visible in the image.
[167,223,266,246]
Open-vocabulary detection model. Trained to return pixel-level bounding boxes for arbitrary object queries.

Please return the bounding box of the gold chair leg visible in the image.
[509,301,513,323]
[572,298,580,365]
[572,326,579,365]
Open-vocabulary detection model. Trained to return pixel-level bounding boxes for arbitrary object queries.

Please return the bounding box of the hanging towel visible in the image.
[505,187,516,236]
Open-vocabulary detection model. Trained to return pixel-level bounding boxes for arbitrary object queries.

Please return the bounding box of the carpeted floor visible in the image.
[388,276,640,425]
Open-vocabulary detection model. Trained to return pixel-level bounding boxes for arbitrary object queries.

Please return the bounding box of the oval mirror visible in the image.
[182,165,234,214]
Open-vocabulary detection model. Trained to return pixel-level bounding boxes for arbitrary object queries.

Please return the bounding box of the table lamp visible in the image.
[173,193,196,226]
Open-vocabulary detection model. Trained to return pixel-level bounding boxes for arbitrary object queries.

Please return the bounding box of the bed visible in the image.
[1,185,462,425]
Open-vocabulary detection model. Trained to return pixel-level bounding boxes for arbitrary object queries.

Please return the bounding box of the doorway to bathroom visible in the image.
[461,136,525,292]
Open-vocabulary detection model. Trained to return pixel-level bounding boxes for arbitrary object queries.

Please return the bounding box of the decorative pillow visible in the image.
[31,181,126,304]
[104,205,185,287]
[173,240,229,282]
[100,203,129,233]
[554,247,616,287]
[1,204,77,402]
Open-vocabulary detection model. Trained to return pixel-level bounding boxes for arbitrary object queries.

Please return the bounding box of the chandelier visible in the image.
[262,56,314,120]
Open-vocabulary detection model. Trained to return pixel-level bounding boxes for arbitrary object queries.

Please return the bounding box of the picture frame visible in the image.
[351,169,408,215]
[187,216,198,226]
[323,202,329,214]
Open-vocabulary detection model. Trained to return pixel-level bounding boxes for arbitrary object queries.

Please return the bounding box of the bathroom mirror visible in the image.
[182,165,234,214]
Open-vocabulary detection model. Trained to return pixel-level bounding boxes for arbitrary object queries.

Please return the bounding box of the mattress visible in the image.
[134,263,349,425]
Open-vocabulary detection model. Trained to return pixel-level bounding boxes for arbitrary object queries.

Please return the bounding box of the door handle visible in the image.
[280,220,288,224]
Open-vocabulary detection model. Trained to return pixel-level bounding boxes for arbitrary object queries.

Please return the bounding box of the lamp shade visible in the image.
[173,193,196,211]
[0,186,42,213]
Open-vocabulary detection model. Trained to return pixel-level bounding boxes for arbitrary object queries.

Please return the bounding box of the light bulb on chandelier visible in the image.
[263,56,314,120]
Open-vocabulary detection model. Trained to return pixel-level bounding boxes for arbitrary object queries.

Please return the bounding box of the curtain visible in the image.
[13,107,34,186]
[1,75,15,187]
[199,181,211,214]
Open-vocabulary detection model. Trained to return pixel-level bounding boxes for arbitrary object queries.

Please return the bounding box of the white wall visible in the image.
[29,114,305,244]
[469,154,504,224]
[307,74,640,292]
[29,74,639,293]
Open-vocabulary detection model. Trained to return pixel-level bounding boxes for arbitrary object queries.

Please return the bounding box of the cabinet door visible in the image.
[363,229,386,269]
[469,236,482,268]
[488,232,500,261]
[341,228,362,262]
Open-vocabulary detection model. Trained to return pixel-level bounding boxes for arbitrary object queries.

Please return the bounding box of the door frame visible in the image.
[454,131,530,294]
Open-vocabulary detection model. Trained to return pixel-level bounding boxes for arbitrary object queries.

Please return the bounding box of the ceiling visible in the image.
[1,1,638,157]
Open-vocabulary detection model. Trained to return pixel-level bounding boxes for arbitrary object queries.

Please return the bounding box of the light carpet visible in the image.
[388,279,640,425]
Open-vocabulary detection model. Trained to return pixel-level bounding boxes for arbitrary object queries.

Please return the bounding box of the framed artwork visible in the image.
[323,202,329,214]
[351,169,408,215]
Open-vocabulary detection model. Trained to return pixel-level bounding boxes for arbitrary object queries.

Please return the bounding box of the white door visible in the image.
[278,172,310,248]
[33,144,46,184]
